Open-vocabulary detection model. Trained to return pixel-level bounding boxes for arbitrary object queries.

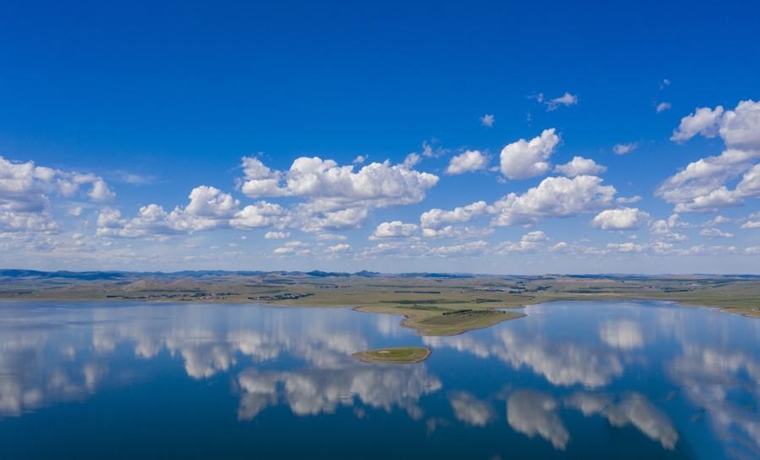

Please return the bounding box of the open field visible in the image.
[1,270,759,335]
[351,347,431,364]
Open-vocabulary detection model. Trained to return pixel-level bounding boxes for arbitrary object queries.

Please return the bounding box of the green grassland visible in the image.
[1,272,759,336]
[351,347,431,364]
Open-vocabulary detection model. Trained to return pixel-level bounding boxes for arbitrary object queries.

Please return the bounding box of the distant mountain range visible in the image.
[0,269,397,280]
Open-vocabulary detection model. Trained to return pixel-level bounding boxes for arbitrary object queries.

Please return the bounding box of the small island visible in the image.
[351,347,431,364]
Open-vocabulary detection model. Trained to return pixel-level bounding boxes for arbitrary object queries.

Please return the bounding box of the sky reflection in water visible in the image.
[0,301,758,459]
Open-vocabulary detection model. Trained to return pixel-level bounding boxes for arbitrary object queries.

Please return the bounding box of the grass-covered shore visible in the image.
[1,271,759,335]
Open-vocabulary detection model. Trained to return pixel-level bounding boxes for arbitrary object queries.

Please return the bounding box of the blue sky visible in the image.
[1,0,760,273]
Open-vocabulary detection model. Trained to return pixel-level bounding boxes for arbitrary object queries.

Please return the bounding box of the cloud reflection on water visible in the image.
[667,344,760,458]
[448,391,496,427]
[0,304,441,421]
[0,300,758,459]
[237,365,441,421]
[424,328,625,387]
[507,390,570,450]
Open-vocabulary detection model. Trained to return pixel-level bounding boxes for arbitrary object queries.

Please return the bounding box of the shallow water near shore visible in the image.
[0,300,758,459]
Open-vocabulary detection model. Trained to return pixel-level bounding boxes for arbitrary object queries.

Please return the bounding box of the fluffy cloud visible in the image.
[420,225,494,240]
[735,163,760,197]
[613,143,638,155]
[428,240,488,257]
[238,156,439,231]
[0,155,114,233]
[719,100,760,148]
[0,212,58,233]
[741,212,760,229]
[555,156,606,177]
[670,106,726,142]
[607,242,645,253]
[535,92,579,111]
[294,204,369,232]
[420,201,489,230]
[184,185,239,218]
[591,208,650,231]
[102,154,439,238]
[494,231,549,254]
[370,221,419,239]
[699,228,734,239]
[239,157,286,197]
[617,195,642,204]
[682,244,737,256]
[231,201,290,230]
[702,215,732,227]
[97,205,175,239]
[446,150,488,175]
[89,179,115,201]
[420,175,617,231]
[500,129,560,180]
[656,102,672,113]
[650,214,688,242]
[98,186,289,238]
[264,231,290,239]
[273,240,312,256]
[491,175,616,226]
[315,233,348,241]
[326,243,351,253]
[240,156,438,211]
[479,114,495,127]
[657,149,755,211]
[658,100,760,213]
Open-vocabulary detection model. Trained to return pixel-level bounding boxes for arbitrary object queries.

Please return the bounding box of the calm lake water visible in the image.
[1,300,758,459]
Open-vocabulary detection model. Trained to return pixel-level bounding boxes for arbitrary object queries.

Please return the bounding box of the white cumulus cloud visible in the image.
[500,129,560,180]
[370,221,419,239]
[555,156,606,177]
[420,201,489,230]
[658,100,760,213]
[446,150,488,175]
[491,175,617,226]
[591,208,650,231]
[238,156,439,231]
[670,106,725,142]
[0,155,114,233]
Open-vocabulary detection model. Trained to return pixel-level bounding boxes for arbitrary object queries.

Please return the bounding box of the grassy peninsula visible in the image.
[352,347,431,364]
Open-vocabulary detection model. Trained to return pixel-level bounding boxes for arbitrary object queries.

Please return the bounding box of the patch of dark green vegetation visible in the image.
[442,309,474,315]
[251,293,314,301]
[381,299,461,305]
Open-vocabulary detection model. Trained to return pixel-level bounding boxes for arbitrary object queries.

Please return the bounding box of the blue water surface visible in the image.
[0,301,758,460]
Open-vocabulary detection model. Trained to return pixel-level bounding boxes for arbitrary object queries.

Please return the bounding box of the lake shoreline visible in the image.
[2,292,757,337]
